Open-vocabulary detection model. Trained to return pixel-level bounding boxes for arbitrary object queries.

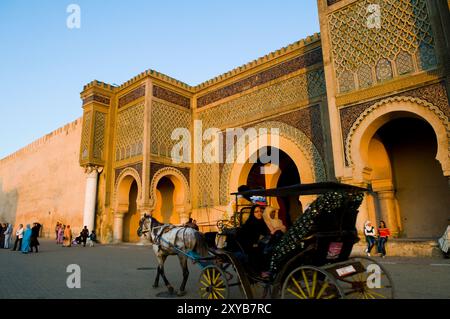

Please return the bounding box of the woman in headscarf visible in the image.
[238,205,270,274]
[21,224,32,254]
[63,225,72,247]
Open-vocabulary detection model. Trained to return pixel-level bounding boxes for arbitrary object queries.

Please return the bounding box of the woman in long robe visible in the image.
[63,225,72,247]
[4,223,13,249]
[21,224,32,254]
[57,225,64,244]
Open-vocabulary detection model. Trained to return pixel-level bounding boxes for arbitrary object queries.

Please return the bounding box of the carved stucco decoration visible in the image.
[113,167,143,212]
[345,96,450,173]
[219,121,326,204]
[149,166,191,212]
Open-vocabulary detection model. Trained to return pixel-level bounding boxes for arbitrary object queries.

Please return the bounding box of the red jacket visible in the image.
[378,228,390,238]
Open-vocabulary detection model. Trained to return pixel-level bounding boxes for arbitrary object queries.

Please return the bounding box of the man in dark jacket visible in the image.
[81,226,89,247]
[30,223,41,253]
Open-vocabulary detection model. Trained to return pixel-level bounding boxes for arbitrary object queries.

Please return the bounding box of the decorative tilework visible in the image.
[357,64,374,89]
[115,162,143,186]
[83,94,111,106]
[395,51,414,75]
[197,69,326,129]
[329,0,438,93]
[93,112,106,160]
[376,58,393,82]
[115,103,144,161]
[150,163,190,187]
[150,100,191,158]
[153,85,190,108]
[327,0,343,5]
[80,111,92,161]
[339,70,356,93]
[197,48,323,108]
[118,86,145,108]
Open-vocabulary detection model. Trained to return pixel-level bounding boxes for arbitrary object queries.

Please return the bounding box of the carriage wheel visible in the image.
[336,256,395,299]
[198,265,229,299]
[281,266,344,299]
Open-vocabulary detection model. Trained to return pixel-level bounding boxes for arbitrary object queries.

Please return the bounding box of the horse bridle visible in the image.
[139,216,166,245]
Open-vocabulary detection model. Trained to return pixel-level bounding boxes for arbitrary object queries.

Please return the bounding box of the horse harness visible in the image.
[152,224,190,253]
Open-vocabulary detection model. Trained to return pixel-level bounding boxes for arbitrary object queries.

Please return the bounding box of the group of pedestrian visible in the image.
[364,220,391,257]
[55,222,97,247]
[8,223,42,254]
[55,222,74,247]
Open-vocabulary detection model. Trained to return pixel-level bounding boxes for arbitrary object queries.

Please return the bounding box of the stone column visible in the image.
[176,205,189,224]
[113,212,125,243]
[377,190,399,237]
[82,166,103,232]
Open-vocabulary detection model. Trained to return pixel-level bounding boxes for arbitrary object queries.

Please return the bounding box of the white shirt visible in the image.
[16,228,24,239]
[364,226,376,236]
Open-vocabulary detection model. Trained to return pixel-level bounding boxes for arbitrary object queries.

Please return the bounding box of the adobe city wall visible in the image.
[0,118,86,238]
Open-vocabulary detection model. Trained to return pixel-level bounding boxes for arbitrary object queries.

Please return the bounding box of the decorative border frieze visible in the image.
[197,48,323,108]
[153,85,190,108]
[83,94,111,106]
[118,86,146,108]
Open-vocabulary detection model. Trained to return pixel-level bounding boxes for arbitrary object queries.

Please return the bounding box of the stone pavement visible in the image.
[0,240,449,299]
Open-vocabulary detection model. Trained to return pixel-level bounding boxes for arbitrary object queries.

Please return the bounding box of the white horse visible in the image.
[137,214,209,296]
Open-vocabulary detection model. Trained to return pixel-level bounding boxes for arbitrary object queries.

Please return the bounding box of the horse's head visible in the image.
[137,213,152,238]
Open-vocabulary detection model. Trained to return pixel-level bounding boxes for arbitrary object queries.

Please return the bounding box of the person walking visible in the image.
[55,222,61,242]
[63,225,72,247]
[80,226,89,247]
[12,224,24,251]
[57,224,64,245]
[364,220,376,256]
[3,223,13,249]
[377,220,391,258]
[21,224,32,254]
[30,223,40,253]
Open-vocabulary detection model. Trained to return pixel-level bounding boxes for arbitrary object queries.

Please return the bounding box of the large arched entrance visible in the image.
[367,117,450,238]
[122,180,140,242]
[245,148,301,226]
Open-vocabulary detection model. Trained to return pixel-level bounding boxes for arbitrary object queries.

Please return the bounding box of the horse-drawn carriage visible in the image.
[197,182,394,299]
[138,182,395,299]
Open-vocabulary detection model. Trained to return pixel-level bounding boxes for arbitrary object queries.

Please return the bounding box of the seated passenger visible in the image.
[237,205,270,274]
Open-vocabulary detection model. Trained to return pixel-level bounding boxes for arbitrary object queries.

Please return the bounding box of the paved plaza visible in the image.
[0,240,449,299]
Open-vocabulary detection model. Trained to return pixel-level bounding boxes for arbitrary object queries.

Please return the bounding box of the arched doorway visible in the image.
[368,117,450,238]
[113,168,142,243]
[153,176,179,224]
[122,180,140,242]
[150,167,191,225]
[245,148,301,226]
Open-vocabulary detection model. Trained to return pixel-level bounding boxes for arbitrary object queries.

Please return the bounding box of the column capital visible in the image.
[113,211,126,219]
[84,165,103,175]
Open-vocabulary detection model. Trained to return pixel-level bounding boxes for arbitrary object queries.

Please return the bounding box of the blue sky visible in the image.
[0,0,319,159]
